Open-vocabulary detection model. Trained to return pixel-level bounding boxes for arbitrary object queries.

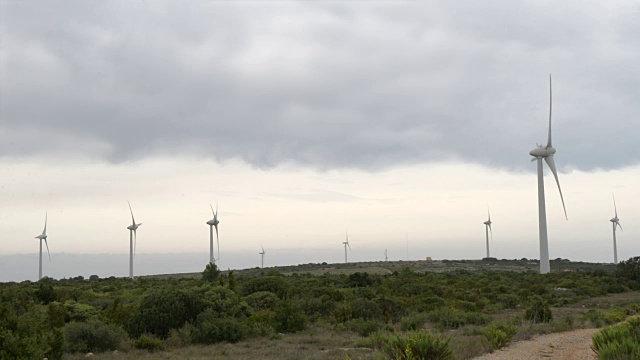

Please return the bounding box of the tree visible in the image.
[202,263,220,283]
[616,256,640,282]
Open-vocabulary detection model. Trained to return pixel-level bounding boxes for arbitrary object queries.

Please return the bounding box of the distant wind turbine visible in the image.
[343,232,351,263]
[529,75,568,274]
[610,194,623,264]
[384,249,388,262]
[483,209,492,258]
[206,204,220,264]
[259,245,265,268]
[34,212,50,280]
[127,202,142,279]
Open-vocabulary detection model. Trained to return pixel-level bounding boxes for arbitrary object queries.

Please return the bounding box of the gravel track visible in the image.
[473,328,599,360]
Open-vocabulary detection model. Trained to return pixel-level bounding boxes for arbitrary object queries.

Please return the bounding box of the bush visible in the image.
[616,257,640,281]
[400,312,429,331]
[483,323,517,351]
[63,320,126,353]
[245,291,279,311]
[350,298,382,321]
[274,299,306,333]
[134,333,165,352]
[344,319,382,337]
[370,330,453,360]
[525,297,553,323]
[427,309,466,329]
[592,317,640,359]
[128,288,203,338]
[202,262,221,283]
[193,310,247,344]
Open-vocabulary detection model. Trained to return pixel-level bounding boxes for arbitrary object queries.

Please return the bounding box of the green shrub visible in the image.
[370,330,453,360]
[344,319,382,337]
[274,299,306,333]
[245,291,279,311]
[350,298,382,321]
[128,288,203,339]
[483,323,517,351]
[427,309,466,329]
[134,333,165,352]
[202,262,221,283]
[603,308,626,325]
[592,317,640,359]
[193,311,247,344]
[525,297,553,323]
[616,256,640,281]
[400,312,429,331]
[63,320,126,353]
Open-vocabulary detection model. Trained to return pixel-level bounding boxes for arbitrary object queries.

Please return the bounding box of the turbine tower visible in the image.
[259,245,265,268]
[384,249,388,262]
[483,209,492,258]
[610,194,622,264]
[206,204,220,264]
[529,75,568,274]
[34,212,51,280]
[343,232,351,263]
[127,202,142,279]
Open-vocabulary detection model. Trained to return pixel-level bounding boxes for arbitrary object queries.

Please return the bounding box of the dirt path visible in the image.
[473,328,599,360]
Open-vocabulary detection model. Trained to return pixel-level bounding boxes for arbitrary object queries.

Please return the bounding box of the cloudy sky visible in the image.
[1,1,639,279]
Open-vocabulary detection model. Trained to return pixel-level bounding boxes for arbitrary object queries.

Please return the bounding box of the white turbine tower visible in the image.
[529,75,568,274]
[610,194,622,264]
[206,204,220,264]
[483,209,492,258]
[126,202,142,279]
[259,245,265,268]
[34,212,51,280]
[343,232,351,264]
[384,249,388,262]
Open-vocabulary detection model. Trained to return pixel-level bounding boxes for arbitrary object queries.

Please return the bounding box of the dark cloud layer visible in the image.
[1,1,639,172]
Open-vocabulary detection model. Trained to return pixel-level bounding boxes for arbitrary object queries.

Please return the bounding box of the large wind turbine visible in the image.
[259,245,265,268]
[343,233,351,263]
[206,204,220,264]
[529,75,568,274]
[483,210,492,258]
[34,212,50,280]
[610,195,623,264]
[127,202,142,279]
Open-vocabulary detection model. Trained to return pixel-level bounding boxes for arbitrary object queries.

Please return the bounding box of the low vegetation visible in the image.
[0,257,639,359]
[592,317,640,359]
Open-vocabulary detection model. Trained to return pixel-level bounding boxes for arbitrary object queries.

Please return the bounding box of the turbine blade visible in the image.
[43,212,47,236]
[44,238,51,262]
[215,202,218,220]
[215,225,220,260]
[488,208,491,222]
[210,204,215,217]
[547,74,553,148]
[128,201,136,225]
[613,194,618,218]
[617,222,623,232]
[544,156,568,220]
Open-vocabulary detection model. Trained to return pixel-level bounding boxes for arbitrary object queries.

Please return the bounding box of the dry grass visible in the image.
[67,327,381,360]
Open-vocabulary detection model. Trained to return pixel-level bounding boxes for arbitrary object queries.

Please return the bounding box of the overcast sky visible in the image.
[1,1,639,280]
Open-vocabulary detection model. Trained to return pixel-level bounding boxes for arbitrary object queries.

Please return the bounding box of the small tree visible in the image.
[202,262,220,283]
[616,256,640,281]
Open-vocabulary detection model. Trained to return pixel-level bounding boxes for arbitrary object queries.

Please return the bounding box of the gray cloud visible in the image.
[1,1,639,172]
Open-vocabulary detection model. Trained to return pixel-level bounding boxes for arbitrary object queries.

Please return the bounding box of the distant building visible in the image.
[426,257,433,262]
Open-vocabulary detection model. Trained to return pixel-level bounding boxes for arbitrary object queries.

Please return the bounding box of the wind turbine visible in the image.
[483,209,492,258]
[529,75,568,274]
[610,194,622,264]
[343,232,351,263]
[127,202,142,279]
[206,204,220,264]
[34,212,50,280]
[384,249,388,262]
[259,245,265,268]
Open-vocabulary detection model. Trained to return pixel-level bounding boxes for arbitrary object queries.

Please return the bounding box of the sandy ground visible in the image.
[473,328,599,360]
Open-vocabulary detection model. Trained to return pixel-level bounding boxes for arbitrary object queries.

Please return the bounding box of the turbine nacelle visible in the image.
[610,217,619,223]
[529,146,556,158]
[127,223,142,230]
[483,220,492,226]
[206,219,219,226]
[35,234,47,240]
